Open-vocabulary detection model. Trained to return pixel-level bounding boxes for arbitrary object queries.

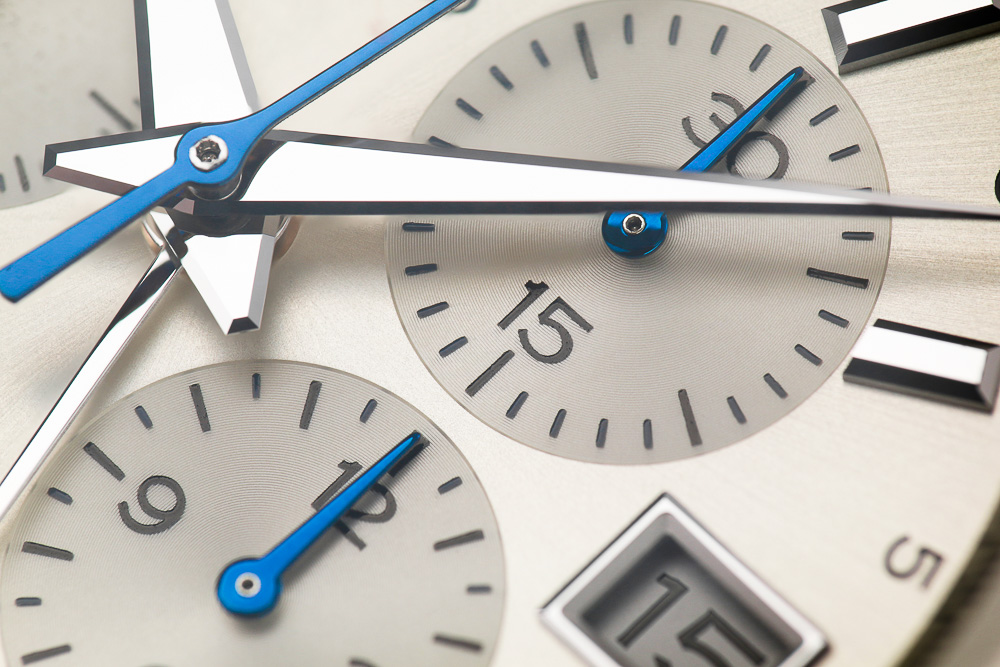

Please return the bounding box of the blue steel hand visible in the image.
[217,432,422,616]
[681,67,805,173]
[602,67,804,257]
[0,0,464,302]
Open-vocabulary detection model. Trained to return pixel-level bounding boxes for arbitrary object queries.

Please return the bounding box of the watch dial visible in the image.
[387,0,890,463]
[0,361,504,666]
[1,1,1000,666]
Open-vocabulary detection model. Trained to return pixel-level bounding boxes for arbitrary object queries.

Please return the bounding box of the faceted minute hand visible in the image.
[0,0,465,303]
[216,432,422,616]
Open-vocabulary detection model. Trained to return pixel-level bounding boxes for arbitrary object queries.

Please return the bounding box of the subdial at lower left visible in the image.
[0,360,504,666]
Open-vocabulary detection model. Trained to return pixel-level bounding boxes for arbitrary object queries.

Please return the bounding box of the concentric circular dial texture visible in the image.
[0,0,139,208]
[0,361,504,666]
[386,0,890,464]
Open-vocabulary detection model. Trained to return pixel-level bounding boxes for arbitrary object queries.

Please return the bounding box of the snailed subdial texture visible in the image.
[0,0,138,208]
[386,0,890,464]
[0,361,504,666]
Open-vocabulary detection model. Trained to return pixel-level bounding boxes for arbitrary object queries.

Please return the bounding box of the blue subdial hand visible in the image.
[217,431,423,617]
[0,0,464,303]
[603,66,806,256]
[680,66,805,173]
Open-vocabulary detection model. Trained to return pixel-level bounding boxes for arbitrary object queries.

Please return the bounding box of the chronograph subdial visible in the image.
[0,361,504,666]
[0,0,139,209]
[386,0,891,464]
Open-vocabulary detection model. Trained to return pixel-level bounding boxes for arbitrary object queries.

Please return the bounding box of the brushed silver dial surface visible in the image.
[1,1,1000,666]
[387,0,890,464]
[0,360,504,666]
[0,0,139,208]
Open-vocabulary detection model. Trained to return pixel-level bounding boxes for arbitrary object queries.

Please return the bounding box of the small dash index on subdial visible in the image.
[433,634,483,653]
[20,644,71,665]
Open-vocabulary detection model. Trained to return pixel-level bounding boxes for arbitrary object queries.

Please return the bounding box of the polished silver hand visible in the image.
[177,132,999,221]
[135,0,280,334]
[0,213,181,521]
[0,0,465,303]
[47,129,1000,222]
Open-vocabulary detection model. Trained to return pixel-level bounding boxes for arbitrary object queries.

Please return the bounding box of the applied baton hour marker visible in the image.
[434,530,485,551]
[467,584,492,594]
[21,645,71,664]
[643,419,654,450]
[842,231,875,241]
[575,22,599,79]
[189,384,211,432]
[83,442,124,481]
[433,634,483,652]
[822,0,1000,73]
[0,174,6,193]
[300,381,322,429]
[22,542,73,562]
[624,14,635,44]
[15,597,41,607]
[252,372,262,399]
[845,319,1000,411]
[403,222,436,232]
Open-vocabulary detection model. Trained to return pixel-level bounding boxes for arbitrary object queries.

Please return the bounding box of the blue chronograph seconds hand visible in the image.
[603,66,806,257]
[681,66,806,173]
[217,432,423,617]
[0,0,465,303]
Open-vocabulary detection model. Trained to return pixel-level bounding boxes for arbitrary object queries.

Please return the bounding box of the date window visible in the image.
[542,495,827,667]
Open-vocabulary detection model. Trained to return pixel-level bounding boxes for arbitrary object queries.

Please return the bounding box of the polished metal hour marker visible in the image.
[845,319,1000,411]
[822,0,1000,73]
